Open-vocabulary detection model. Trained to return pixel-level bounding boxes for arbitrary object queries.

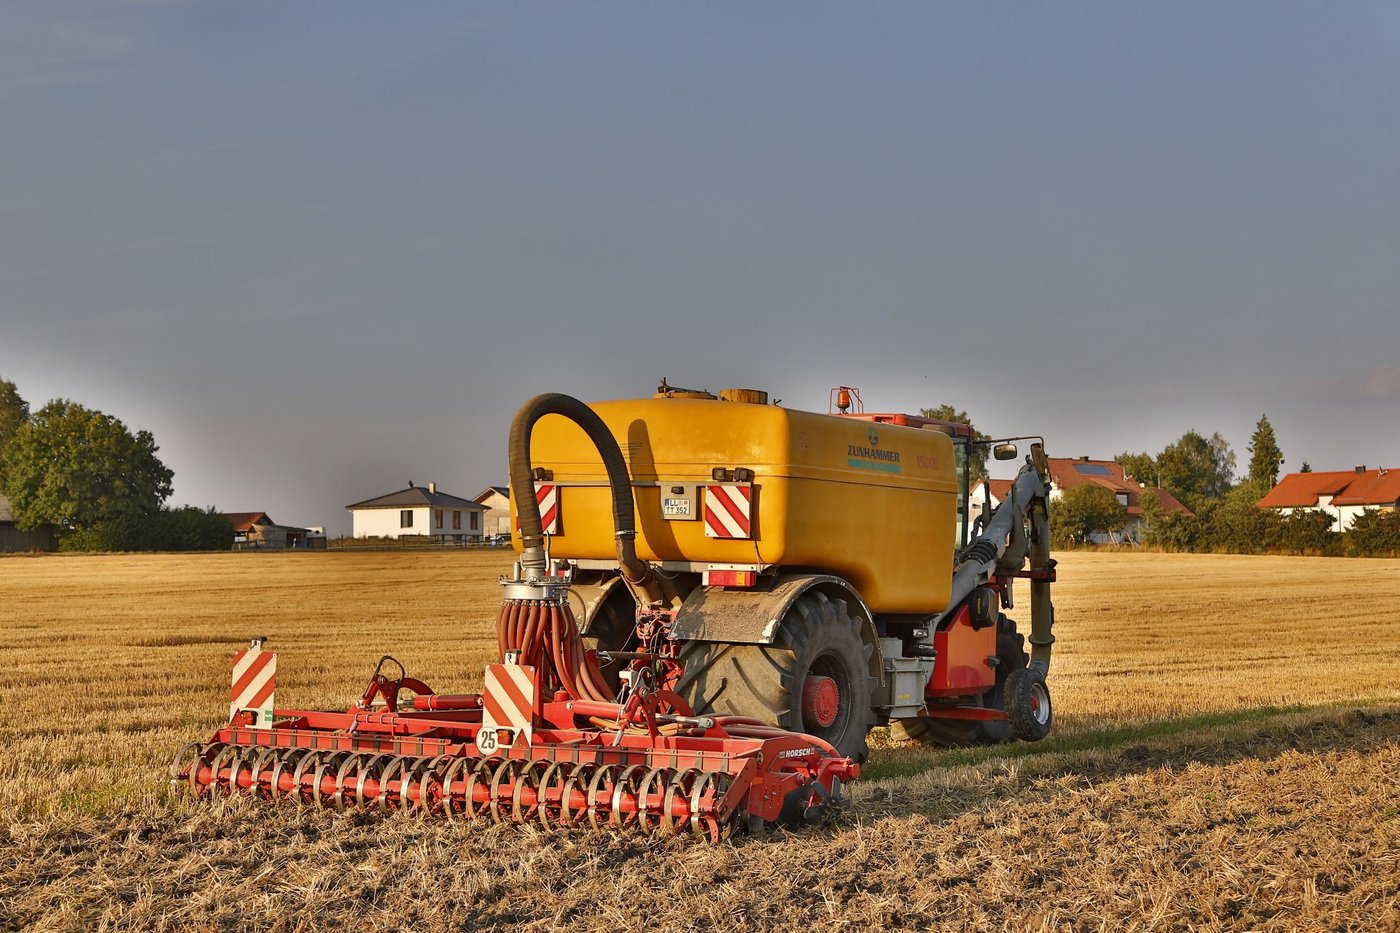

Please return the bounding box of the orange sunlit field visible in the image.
[2,550,1397,930]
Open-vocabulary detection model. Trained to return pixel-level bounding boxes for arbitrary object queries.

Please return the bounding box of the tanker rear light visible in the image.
[711,467,755,483]
[703,569,757,587]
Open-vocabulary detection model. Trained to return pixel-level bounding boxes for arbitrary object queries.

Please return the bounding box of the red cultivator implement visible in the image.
[173,617,856,840]
[173,394,858,840]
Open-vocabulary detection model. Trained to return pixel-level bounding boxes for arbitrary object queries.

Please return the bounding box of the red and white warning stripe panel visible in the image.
[516,484,560,535]
[480,662,536,751]
[229,645,276,728]
[703,484,753,539]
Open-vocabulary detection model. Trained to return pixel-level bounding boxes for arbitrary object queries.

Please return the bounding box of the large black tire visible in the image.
[889,614,1028,747]
[674,591,877,762]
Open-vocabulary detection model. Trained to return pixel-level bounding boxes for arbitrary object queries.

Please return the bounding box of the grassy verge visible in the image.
[862,696,1400,782]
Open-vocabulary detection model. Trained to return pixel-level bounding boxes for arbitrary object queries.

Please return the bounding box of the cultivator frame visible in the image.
[174,649,856,841]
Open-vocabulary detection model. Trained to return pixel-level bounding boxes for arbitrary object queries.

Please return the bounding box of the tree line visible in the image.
[1051,414,1398,557]
[926,401,1396,557]
[0,377,231,551]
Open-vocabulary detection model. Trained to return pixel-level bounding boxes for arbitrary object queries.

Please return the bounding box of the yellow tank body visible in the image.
[512,396,958,614]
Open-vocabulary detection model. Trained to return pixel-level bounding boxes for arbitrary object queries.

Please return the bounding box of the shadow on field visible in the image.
[821,702,1400,836]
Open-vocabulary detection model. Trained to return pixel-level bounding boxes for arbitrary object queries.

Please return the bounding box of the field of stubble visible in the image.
[1,550,1398,931]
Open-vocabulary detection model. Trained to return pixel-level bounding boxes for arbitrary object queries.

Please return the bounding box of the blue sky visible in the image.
[3,3,1398,534]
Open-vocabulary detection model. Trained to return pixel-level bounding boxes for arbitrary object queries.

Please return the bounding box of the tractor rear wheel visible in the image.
[889,614,1028,747]
[674,591,876,762]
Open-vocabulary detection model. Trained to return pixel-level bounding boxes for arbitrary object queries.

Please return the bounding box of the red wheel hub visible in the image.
[801,675,840,729]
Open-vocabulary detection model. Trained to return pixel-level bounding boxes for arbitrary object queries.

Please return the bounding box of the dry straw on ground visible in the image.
[2,551,1398,931]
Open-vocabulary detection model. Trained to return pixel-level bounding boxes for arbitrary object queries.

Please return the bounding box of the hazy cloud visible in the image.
[3,4,1400,533]
[0,2,137,95]
[1347,365,1400,401]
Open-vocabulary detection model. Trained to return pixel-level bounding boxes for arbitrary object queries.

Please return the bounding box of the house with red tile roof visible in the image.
[1257,466,1400,530]
[971,457,1193,544]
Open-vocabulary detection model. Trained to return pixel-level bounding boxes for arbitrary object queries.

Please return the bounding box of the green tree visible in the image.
[1275,510,1335,555]
[0,377,28,482]
[1050,485,1130,548]
[1246,414,1284,495]
[1137,490,1206,551]
[1300,461,1313,473]
[1205,484,1280,553]
[1346,509,1400,557]
[920,405,989,483]
[156,506,235,551]
[1156,430,1235,512]
[1116,450,1157,486]
[0,400,173,535]
[1137,484,1162,537]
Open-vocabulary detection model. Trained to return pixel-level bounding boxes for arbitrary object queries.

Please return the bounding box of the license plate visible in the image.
[663,498,692,517]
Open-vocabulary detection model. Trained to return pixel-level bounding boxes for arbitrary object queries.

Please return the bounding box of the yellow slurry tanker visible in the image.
[176,382,1054,838]
[514,382,1057,762]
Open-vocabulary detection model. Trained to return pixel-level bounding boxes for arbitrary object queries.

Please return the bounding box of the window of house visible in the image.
[471,512,479,530]
[435,509,444,529]
[453,510,461,529]
[1116,492,1129,506]
[400,510,413,528]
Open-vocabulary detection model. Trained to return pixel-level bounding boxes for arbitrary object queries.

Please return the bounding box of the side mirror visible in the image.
[993,442,1019,461]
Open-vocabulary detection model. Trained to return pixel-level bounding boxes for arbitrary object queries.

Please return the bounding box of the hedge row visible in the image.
[59,506,234,552]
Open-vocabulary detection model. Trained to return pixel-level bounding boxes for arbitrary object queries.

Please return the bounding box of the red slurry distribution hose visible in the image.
[497,598,614,703]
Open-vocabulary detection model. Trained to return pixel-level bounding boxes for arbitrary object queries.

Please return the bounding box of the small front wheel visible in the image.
[1005,667,1052,741]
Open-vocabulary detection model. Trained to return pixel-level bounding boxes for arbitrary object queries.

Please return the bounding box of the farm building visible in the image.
[472,485,511,538]
[347,482,487,542]
[223,512,312,549]
[971,457,1193,544]
[0,494,57,552]
[1257,466,1400,531]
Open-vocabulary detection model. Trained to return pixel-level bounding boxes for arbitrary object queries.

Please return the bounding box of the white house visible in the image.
[472,485,512,538]
[347,482,487,541]
[1257,466,1400,530]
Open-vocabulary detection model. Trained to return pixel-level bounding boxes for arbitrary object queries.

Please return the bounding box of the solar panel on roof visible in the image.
[1072,463,1113,476]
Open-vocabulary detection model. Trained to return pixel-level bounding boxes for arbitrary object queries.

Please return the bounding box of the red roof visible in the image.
[223,512,272,533]
[1257,469,1400,509]
[1330,470,1400,506]
[986,479,1013,501]
[1045,458,1194,517]
[1255,472,1355,508]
